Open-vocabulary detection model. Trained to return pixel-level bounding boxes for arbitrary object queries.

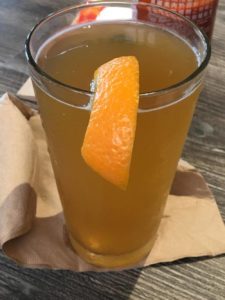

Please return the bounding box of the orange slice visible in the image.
[81,56,139,190]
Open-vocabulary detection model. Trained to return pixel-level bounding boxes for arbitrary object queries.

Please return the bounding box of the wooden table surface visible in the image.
[0,1,225,299]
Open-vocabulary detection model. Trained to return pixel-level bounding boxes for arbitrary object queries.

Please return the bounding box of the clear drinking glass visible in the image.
[25,1,210,268]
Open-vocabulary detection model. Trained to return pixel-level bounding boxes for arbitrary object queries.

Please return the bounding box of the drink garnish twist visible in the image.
[82,56,139,190]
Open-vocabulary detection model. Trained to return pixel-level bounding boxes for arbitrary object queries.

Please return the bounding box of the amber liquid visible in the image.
[34,22,200,267]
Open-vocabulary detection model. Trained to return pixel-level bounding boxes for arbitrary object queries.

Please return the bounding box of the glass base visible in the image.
[69,234,157,269]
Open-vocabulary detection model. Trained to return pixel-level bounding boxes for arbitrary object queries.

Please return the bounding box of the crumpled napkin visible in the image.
[0,85,225,272]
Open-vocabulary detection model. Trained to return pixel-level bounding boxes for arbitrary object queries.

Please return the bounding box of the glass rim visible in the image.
[25,0,211,98]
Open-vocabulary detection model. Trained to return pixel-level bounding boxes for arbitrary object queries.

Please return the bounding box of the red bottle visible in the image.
[138,0,219,39]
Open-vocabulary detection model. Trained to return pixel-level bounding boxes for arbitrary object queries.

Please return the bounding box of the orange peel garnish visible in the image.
[81,56,139,190]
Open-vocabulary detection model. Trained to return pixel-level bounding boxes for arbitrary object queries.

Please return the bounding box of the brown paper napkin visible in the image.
[0,83,225,271]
